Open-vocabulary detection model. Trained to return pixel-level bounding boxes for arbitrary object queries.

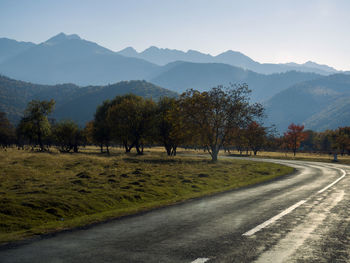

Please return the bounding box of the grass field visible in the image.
[0,147,293,244]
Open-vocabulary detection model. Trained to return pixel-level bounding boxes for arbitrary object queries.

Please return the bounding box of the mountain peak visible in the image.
[143,46,160,52]
[44,32,81,45]
[118,46,138,57]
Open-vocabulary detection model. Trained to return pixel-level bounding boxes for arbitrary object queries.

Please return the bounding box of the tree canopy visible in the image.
[18,99,55,151]
[178,84,264,161]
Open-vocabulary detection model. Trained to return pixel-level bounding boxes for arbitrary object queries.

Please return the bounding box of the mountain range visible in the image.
[0,33,158,86]
[0,33,349,132]
[118,46,338,75]
[0,33,328,102]
[0,33,338,88]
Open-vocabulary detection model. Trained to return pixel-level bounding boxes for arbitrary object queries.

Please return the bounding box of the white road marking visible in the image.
[243,200,307,236]
[243,167,347,237]
[191,258,210,263]
[317,169,346,194]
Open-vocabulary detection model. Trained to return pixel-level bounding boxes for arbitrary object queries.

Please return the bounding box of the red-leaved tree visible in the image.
[283,123,308,156]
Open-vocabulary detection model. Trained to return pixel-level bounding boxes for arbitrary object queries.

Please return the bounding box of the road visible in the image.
[1,158,350,262]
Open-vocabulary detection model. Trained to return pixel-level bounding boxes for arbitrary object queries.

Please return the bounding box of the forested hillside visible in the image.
[0,75,177,125]
[265,74,350,131]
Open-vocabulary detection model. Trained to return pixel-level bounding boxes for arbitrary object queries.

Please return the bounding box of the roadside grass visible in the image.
[226,150,350,165]
[0,147,293,244]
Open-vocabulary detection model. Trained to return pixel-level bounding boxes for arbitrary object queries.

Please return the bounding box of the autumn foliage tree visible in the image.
[245,122,267,155]
[283,123,308,156]
[179,84,264,161]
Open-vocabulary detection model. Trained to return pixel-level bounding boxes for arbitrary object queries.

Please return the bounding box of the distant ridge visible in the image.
[0,38,35,63]
[0,75,177,126]
[117,46,338,75]
[0,33,340,88]
[265,73,350,132]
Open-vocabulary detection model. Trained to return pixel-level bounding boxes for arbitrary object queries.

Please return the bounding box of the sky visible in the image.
[0,0,349,70]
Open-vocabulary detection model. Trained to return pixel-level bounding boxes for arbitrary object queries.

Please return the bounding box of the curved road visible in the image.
[1,158,350,262]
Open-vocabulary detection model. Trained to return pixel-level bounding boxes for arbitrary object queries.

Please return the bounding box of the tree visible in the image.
[245,121,267,155]
[107,94,157,155]
[283,123,308,156]
[178,84,264,161]
[0,112,16,148]
[93,101,113,154]
[19,100,55,151]
[332,127,350,156]
[53,120,84,153]
[156,97,184,156]
[84,120,95,145]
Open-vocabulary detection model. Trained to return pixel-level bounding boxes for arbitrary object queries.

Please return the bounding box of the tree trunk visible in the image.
[210,145,219,162]
[38,130,44,151]
[165,144,172,156]
[135,140,143,155]
[100,144,103,153]
[123,140,130,153]
[172,146,177,156]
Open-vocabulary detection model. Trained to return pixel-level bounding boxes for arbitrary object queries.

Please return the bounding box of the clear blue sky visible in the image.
[1,0,349,70]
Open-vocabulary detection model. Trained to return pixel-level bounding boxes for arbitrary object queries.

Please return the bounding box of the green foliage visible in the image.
[107,94,157,154]
[17,99,55,151]
[156,97,183,156]
[92,100,113,153]
[0,112,16,147]
[52,120,84,153]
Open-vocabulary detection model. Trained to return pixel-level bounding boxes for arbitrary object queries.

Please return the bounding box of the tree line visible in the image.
[1,84,349,161]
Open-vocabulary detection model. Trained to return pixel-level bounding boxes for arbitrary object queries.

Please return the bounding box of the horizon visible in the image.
[0,0,349,71]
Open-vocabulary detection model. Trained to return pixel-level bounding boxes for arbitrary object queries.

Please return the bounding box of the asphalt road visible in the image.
[1,157,350,263]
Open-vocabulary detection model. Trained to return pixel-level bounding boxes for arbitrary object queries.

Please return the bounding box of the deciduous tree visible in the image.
[283,123,308,156]
[18,100,55,151]
[0,112,15,148]
[246,121,266,155]
[156,97,184,156]
[53,120,84,153]
[107,94,157,155]
[179,84,263,161]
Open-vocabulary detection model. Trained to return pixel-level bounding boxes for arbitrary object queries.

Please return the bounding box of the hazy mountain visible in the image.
[117,46,338,75]
[0,38,35,63]
[0,33,159,86]
[0,75,177,126]
[0,33,339,90]
[265,74,350,132]
[149,61,321,102]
